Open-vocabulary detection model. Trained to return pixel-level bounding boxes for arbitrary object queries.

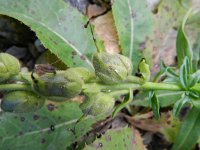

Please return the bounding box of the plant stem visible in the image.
[0,84,32,91]
[108,90,129,97]
[99,83,140,91]
[141,82,182,91]
[126,76,144,84]
[98,82,183,92]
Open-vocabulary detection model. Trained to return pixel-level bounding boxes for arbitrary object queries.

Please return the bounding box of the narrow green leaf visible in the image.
[153,61,178,82]
[191,83,200,93]
[189,91,199,99]
[179,62,187,88]
[0,0,96,69]
[192,100,200,109]
[165,68,179,78]
[149,91,160,120]
[179,57,191,89]
[112,0,153,73]
[176,8,193,67]
[192,34,200,71]
[112,89,133,118]
[172,96,190,117]
[132,91,183,107]
[189,70,200,87]
[172,107,200,150]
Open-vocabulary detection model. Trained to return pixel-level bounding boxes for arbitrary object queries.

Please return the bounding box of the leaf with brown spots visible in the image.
[0,102,105,150]
[87,4,120,54]
[147,0,200,75]
[84,127,146,150]
[112,0,153,73]
[144,0,186,74]
[0,0,98,69]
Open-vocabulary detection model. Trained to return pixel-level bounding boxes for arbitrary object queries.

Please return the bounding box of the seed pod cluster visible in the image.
[1,91,45,113]
[93,52,133,84]
[0,53,20,82]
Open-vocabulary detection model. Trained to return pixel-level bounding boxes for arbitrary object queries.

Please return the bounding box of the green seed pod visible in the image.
[0,53,20,82]
[0,63,10,82]
[80,92,115,116]
[93,52,133,84]
[66,67,95,83]
[32,70,83,101]
[1,91,45,113]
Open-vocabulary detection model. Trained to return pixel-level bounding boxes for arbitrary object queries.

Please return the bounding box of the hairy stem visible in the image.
[97,82,183,92]
[141,82,182,91]
[99,83,140,91]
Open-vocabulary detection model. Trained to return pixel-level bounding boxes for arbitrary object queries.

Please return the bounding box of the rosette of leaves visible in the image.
[93,52,133,84]
[0,53,20,82]
[1,91,45,113]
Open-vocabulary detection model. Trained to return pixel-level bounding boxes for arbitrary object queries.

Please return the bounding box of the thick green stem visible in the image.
[98,82,183,92]
[141,82,182,91]
[99,83,140,91]
[0,84,32,91]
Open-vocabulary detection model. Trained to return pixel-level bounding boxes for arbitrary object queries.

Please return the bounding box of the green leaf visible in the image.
[192,34,200,71]
[0,0,96,69]
[179,57,190,89]
[178,0,192,8]
[189,91,199,99]
[139,58,151,82]
[192,100,200,109]
[189,70,200,87]
[191,83,200,93]
[172,107,200,150]
[112,89,133,118]
[132,91,183,107]
[172,96,190,117]
[187,11,200,25]
[153,61,178,82]
[112,0,153,73]
[84,127,146,150]
[176,8,193,67]
[149,91,160,119]
[0,102,103,150]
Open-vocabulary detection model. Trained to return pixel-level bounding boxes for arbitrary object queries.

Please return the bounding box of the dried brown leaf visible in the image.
[87,4,120,54]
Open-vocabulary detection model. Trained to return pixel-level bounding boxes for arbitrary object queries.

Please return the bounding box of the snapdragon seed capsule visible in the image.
[92,52,133,84]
